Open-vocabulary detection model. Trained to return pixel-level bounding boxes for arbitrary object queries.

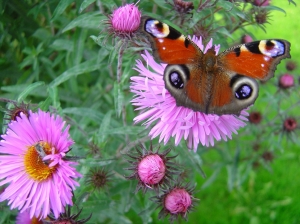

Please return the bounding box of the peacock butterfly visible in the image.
[140,16,291,115]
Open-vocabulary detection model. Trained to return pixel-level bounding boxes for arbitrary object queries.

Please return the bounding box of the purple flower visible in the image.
[151,182,197,222]
[108,3,141,37]
[16,210,42,224]
[130,36,249,151]
[0,110,81,219]
[278,73,294,89]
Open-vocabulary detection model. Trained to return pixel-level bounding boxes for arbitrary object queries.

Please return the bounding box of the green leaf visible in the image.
[79,0,96,13]
[48,87,60,109]
[266,5,286,15]
[100,126,145,135]
[49,58,99,88]
[62,107,104,122]
[50,39,74,51]
[51,0,74,21]
[17,81,45,102]
[97,111,112,143]
[62,12,105,32]
[201,167,222,189]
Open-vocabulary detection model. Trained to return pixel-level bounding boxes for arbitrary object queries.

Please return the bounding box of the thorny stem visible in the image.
[122,105,129,144]
[117,41,127,83]
[120,135,151,154]
[96,0,104,13]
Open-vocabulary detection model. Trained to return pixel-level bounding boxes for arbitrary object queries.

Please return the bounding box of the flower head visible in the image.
[151,182,197,222]
[0,110,81,219]
[249,111,262,124]
[44,205,92,224]
[16,210,43,224]
[5,101,29,122]
[278,74,294,89]
[253,0,270,6]
[86,168,112,191]
[125,144,179,193]
[283,117,297,132]
[285,61,297,71]
[130,36,248,151]
[241,34,253,43]
[108,3,141,38]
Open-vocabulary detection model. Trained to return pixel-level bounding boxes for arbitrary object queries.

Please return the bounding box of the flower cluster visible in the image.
[125,144,197,222]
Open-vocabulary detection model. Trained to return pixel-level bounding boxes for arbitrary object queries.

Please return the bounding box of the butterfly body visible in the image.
[140,17,291,115]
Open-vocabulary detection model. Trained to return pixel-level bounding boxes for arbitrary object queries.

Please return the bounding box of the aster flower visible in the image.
[16,210,43,224]
[107,3,141,39]
[130,36,248,151]
[151,182,197,223]
[0,110,81,219]
[125,144,180,193]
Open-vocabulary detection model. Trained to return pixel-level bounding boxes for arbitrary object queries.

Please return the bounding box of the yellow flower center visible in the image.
[24,141,57,181]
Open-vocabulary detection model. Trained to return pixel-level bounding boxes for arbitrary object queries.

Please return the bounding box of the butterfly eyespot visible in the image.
[164,64,190,92]
[235,85,252,99]
[170,72,184,89]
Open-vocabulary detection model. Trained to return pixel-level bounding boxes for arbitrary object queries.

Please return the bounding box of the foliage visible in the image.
[0,0,298,223]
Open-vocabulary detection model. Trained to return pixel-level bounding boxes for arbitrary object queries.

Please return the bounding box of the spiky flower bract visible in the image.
[151,182,198,223]
[130,36,248,151]
[86,168,112,191]
[0,110,81,219]
[107,3,141,39]
[125,144,180,193]
[43,206,92,224]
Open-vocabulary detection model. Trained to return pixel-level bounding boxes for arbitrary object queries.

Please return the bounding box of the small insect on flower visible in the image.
[151,182,198,223]
[0,110,81,219]
[125,144,180,193]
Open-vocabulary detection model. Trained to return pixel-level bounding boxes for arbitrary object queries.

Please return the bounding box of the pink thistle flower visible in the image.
[130,36,248,151]
[138,154,166,185]
[253,0,270,6]
[241,34,253,43]
[0,110,81,219]
[108,3,141,38]
[125,144,179,193]
[278,73,294,89]
[283,117,297,132]
[165,188,192,214]
[152,182,197,222]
